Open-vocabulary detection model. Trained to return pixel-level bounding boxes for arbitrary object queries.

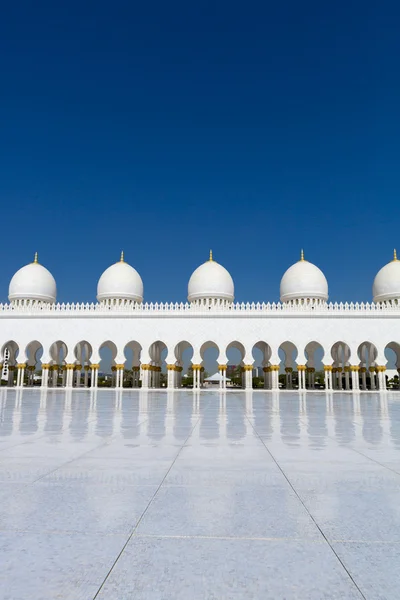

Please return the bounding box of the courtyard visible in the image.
[0,388,399,599]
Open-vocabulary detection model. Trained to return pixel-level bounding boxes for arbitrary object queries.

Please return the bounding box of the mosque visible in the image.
[1,249,400,392]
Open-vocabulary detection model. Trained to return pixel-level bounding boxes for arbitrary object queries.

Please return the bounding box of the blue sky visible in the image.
[1,0,399,304]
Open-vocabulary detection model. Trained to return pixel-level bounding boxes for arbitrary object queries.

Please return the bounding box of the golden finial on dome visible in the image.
[209,249,213,262]
[33,252,38,264]
[300,249,305,261]
[120,251,124,263]
[393,249,398,262]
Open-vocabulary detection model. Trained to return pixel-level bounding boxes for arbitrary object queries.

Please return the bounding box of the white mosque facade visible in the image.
[1,250,400,392]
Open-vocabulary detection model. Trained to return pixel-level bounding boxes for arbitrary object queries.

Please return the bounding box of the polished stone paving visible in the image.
[0,389,400,599]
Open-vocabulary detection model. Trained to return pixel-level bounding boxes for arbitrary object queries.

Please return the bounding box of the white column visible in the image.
[218,366,227,390]
[91,365,99,388]
[324,367,330,390]
[352,367,360,391]
[65,365,75,388]
[243,366,252,389]
[297,366,306,391]
[378,367,387,391]
[141,365,150,390]
[270,366,279,390]
[41,364,49,388]
[267,368,272,389]
[117,366,124,388]
[16,364,25,387]
[192,367,196,389]
[350,368,355,390]
[167,365,175,389]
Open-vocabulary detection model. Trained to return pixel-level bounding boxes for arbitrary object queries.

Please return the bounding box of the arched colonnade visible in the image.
[1,338,399,391]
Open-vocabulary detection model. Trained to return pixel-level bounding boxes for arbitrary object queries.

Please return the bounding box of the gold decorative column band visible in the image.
[359,367,367,373]
[376,366,386,372]
[175,366,183,372]
[218,365,227,371]
[284,367,293,373]
[141,364,150,370]
[115,364,125,370]
[350,366,360,372]
[74,364,82,371]
[91,364,100,369]
[65,364,75,370]
[132,366,140,372]
[167,364,176,370]
[41,364,50,369]
[270,365,279,371]
[191,364,202,370]
[17,363,26,369]
[323,365,333,371]
[344,366,351,373]
[297,365,306,371]
[263,367,271,373]
[243,365,254,371]
[369,366,376,373]
[84,365,90,371]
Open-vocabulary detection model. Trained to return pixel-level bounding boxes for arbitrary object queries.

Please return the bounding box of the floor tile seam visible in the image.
[1,527,399,545]
[91,403,206,600]
[135,533,400,544]
[342,447,400,479]
[132,533,325,542]
[297,416,400,479]
[244,413,368,600]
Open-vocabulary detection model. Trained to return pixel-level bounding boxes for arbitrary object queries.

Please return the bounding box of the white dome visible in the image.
[188,252,234,304]
[373,251,400,303]
[280,252,328,303]
[97,253,143,303]
[8,254,57,304]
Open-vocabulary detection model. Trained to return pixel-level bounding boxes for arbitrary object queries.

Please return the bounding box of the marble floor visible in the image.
[0,389,400,599]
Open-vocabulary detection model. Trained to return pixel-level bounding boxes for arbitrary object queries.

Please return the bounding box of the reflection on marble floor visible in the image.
[0,389,400,599]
